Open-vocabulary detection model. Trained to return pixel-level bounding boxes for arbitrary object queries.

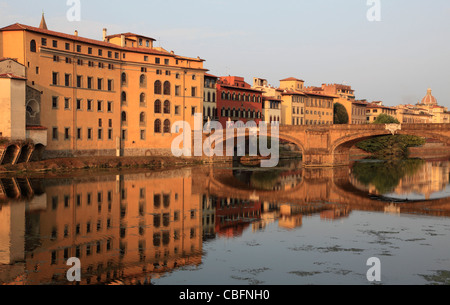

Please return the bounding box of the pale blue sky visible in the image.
[1,0,449,107]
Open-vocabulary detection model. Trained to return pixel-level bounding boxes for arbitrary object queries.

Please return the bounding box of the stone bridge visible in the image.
[197,123,450,167]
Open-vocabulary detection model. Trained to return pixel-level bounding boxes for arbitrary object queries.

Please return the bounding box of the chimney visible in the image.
[103,28,107,41]
[74,30,78,37]
[121,34,126,47]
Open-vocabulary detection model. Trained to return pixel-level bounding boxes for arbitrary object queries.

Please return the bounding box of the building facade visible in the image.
[0,19,207,158]
[203,73,218,124]
[252,77,281,124]
[216,76,263,128]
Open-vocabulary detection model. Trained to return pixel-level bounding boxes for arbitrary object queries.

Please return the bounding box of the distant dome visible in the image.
[420,88,438,105]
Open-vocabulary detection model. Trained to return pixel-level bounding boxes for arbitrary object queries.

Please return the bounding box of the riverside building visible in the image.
[0,16,207,159]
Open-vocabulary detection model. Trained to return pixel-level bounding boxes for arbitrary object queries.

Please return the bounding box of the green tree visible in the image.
[373,113,400,124]
[334,103,349,124]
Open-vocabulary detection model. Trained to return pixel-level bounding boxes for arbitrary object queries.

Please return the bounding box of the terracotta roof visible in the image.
[105,32,156,41]
[0,73,26,80]
[280,77,304,82]
[219,84,262,93]
[281,89,306,96]
[205,73,218,78]
[0,23,205,61]
[304,92,336,99]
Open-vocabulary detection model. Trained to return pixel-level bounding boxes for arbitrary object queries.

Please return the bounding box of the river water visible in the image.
[0,158,449,285]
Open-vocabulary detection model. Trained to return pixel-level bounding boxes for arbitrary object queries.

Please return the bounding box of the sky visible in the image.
[1,0,449,107]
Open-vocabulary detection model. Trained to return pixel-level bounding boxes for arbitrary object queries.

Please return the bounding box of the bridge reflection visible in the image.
[1,159,450,285]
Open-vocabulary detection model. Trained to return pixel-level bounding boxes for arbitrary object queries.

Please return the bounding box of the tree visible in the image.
[334,103,349,124]
[373,113,400,124]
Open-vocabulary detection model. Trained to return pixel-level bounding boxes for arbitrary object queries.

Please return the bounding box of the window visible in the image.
[154,120,162,133]
[163,81,171,95]
[64,98,70,110]
[53,55,59,62]
[163,100,170,114]
[191,87,197,97]
[76,99,82,110]
[97,78,103,90]
[52,127,58,140]
[121,91,127,105]
[77,128,82,140]
[163,120,171,133]
[76,75,82,88]
[154,80,162,94]
[164,59,169,65]
[88,47,92,54]
[108,51,112,58]
[144,56,148,61]
[76,45,81,52]
[107,101,113,113]
[65,74,71,87]
[65,43,70,50]
[64,128,70,140]
[175,106,180,115]
[98,129,103,140]
[139,74,147,88]
[155,58,160,64]
[154,100,162,114]
[87,128,93,140]
[121,111,127,124]
[52,96,58,109]
[87,100,93,111]
[97,100,103,112]
[41,38,47,46]
[140,93,146,106]
[175,86,181,96]
[108,129,113,140]
[98,49,103,56]
[108,79,113,91]
[121,73,127,86]
[52,72,58,85]
[65,57,72,64]
[87,77,93,89]
[139,112,146,125]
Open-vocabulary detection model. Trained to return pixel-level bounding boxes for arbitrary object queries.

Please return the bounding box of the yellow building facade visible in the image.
[0,20,207,158]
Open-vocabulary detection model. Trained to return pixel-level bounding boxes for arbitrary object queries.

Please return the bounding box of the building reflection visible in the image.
[350,160,450,200]
[1,158,450,285]
[0,170,202,285]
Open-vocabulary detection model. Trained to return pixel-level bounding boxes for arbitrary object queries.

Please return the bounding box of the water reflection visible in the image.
[0,158,450,285]
[351,159,450,200]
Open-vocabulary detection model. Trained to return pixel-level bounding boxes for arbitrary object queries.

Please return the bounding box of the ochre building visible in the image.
[0,17,207,158]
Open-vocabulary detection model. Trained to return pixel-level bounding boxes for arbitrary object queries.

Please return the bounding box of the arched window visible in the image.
[163,100,170,114]
[207,92,211,102]
[221,92,226,100]
[154,80,162,95]
[207,107,211,117]
[121,91,127,103]
[140,93,146,105]
[140,74,147,87]
[121,73,127,85]
[154,120,162,133]
[163,81,171,95]
[163,120,171,133]
[30,40,36,52]
[212,93,216,102]
[140,112,146,125]
[121,111,127,123]
[237,94,241,101]
[26,100,40,117]
[154,100,162,114]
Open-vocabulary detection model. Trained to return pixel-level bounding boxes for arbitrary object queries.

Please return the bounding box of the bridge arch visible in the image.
[330,126,450,165]
[206,128,306,157]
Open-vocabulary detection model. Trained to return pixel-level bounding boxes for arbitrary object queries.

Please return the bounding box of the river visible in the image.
[0,157,449,285]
